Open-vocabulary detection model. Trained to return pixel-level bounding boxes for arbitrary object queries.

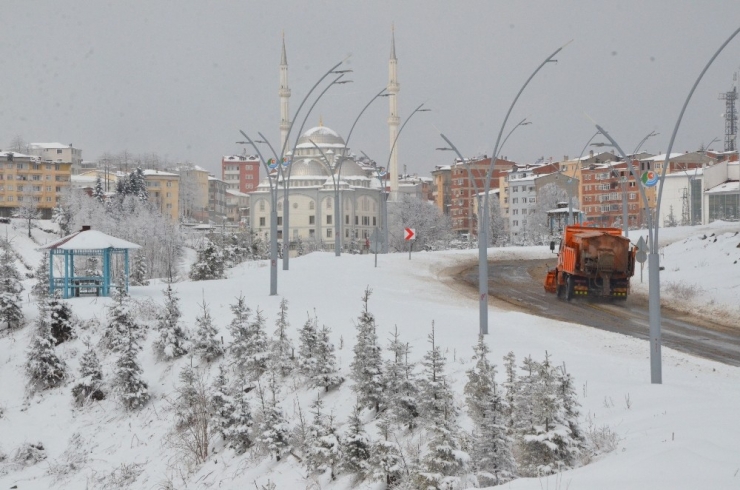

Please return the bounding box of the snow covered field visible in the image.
[1,220,739,489]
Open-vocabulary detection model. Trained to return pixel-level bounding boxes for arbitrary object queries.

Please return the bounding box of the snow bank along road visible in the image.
[454,258,740,367]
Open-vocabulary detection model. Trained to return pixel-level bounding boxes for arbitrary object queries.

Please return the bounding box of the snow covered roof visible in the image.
[226,189,250,197]
[39,228,141,251]
[706,181,740,194]
[2,151,35,159]
[303,126,340,138]
[29,142,76,150]
[223,155,259,162]
[142,169,179,177]
[642,153,684,162]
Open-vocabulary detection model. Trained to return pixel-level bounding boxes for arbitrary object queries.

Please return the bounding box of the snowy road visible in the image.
[458,259,740,367]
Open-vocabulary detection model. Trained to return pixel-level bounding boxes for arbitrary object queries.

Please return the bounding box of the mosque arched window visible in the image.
[309,201,315,210]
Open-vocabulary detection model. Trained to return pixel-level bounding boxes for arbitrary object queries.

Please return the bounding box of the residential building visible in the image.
[0,152,71,218]
[579,162,641,227]
[174,164,209,222]
[142,170,179,221]
[448,156,515,236]
[431,165,451,215]
[226,189,250,224]
[208,176,228,222]
[28,143,83,174]
[222,155,260,193]
[501,167,539,241]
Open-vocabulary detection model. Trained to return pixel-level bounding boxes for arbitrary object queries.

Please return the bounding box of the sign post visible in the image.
[404,227,416,260]
[635,235,648,283]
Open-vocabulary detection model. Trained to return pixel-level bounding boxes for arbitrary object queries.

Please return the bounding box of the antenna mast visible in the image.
[719,71,738,152]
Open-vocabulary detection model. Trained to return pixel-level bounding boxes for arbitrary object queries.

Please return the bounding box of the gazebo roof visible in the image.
[39,228,141,251]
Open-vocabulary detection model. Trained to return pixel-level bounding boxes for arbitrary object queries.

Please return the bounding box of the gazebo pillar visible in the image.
[124,249,130,292]
[102,248,111,296]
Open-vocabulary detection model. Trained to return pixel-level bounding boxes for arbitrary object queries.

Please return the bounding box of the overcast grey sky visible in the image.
[2,1,739,176]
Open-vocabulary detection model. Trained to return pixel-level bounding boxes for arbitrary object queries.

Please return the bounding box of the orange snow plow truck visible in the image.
[544,225,637,300]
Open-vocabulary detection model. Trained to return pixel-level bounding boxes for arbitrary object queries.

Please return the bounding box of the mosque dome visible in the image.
[290,158,330,177]
[296,126,346,149]
[338,160,366,177]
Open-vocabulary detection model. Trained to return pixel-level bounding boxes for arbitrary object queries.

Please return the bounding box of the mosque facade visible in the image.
[248,125,384,249]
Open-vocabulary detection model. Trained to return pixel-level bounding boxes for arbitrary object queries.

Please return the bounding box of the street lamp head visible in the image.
[435,147,453,151]
[418,108,432,112]
[332,69,353,74]
[335,80,353,85]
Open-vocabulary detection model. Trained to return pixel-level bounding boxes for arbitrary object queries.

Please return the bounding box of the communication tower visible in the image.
[719,72,738,152]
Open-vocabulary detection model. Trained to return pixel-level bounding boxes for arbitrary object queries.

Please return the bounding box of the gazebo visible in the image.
[39,226,141,299]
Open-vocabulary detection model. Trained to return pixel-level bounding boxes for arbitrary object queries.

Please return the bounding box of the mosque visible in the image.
[248,29,401,250]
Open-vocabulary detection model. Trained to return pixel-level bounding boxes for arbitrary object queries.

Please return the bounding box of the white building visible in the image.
[503,168,538,241]
[28,143,83,173]
[249,125,383,249]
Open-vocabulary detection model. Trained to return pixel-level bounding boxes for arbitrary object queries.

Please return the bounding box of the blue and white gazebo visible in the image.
[39,226,141,299]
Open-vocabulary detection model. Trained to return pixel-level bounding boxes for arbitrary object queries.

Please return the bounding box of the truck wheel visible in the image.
[565,274,574,301]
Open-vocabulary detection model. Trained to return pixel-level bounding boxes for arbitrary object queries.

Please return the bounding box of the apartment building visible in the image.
[142,170,179,221]
[431,165,451,215]
[28,143,83,174]
[448,156,515,235]
[0,152,72,218]
[208,176,228,221]
[222,155,260,193]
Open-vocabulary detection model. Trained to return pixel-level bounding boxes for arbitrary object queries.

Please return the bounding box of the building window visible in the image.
[326,215,332,225]
[362,216,369,226]
[326,229,332,238]
[355,216,359,225]
[373,217,376,226]
[166,181,172,187]
[259,217,266,226]
[309,201,315,210]
[259,200,265,211]
[309,215,315,225]
[326,198,332,209]
[277,217,282,225]
[57,149,62,154]
[513,220,518,226]
[345,215,349,224]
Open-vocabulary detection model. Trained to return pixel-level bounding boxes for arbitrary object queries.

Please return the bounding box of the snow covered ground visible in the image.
[1,219,739,489]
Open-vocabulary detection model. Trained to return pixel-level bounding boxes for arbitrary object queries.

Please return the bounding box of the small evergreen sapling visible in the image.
[221,381,253,454]
[349,287,385,412]
[129,252,149,286]
[384,330,419,431]
[369,417,404,486]
[418,322,456,426]
[113,315,150,410]
[49,295,74,345]
[210,364,232,438]
[256,372,291,461]
[189,241,225,281]
[103,282,143,352]
[31,252,50,301]
[0,240,24,331]
[309,325,344,392]
[304,395,341,480]
[340,402,371,477]
[193,298,224,362]
[154,283,190,360]
[297,313,319,376]
[269,298,294,376]
[72,345,105,405]
[25,298,67,390]
[465,340,516,486]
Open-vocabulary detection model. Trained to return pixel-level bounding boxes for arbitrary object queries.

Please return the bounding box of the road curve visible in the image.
[453,258,740,367]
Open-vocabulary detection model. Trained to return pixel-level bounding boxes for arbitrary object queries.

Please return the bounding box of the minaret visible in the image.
[387,24,400,198]
[279,32,291,155]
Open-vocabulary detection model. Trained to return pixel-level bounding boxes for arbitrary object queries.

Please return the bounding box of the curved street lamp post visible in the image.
[474,44,565,335]
[236,130,281,295]
[593,25,740,384]
[274,60,350,270]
